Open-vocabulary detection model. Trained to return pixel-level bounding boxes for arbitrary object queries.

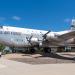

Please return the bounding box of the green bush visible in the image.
[0,44,5,52]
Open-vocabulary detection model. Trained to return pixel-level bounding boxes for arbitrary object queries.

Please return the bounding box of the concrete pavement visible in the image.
[0,58,75,75]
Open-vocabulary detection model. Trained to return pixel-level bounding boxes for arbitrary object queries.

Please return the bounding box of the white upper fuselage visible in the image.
[0,26,47,47]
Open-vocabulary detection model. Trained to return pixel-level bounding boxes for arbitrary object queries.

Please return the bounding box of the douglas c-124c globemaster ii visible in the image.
[0,19,75,53]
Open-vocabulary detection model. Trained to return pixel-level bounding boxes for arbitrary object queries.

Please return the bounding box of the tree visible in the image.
[0,44,5,52]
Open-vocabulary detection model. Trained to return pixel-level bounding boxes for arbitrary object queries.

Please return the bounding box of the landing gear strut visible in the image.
[43,47,51,53]
[30,47,36,54]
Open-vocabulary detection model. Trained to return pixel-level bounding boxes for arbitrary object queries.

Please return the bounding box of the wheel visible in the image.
[30,48,35,53]
[43,47,51,53]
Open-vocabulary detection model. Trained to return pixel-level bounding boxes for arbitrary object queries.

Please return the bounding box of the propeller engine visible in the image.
[26,36,39,46]
[43,30,58,41]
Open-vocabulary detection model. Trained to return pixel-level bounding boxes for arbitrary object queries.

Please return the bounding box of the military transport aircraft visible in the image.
[0,19,75,53]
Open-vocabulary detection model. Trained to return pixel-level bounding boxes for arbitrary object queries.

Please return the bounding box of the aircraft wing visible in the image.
[58,30,75,41]
[45,30,75,45]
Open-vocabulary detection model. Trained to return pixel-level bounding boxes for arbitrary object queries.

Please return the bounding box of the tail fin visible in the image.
[71,19,75,30]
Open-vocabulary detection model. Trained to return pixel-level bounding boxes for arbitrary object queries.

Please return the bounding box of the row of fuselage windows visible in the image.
[15,39,24,42]
[0,31,21,35]
[0,31,43,36]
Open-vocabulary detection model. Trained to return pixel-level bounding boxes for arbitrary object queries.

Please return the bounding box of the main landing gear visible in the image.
[43,47,51,53]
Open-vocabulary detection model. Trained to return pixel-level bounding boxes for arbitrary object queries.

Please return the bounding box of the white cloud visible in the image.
[12,16,21,21]
[64,18,71,23]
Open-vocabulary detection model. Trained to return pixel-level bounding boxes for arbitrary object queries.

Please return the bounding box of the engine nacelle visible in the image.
[66,38,75,44]
[46,33,58,40]
[30,37,39,45]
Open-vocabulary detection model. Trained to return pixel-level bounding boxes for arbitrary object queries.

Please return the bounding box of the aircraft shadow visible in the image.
[38,53,74,60]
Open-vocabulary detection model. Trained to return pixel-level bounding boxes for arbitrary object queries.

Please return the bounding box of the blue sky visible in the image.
[0,0,75,31]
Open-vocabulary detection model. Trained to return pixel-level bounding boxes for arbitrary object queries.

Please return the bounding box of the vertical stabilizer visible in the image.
[71,19,75,30]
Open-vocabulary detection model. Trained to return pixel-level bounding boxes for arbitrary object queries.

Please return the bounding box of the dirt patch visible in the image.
[2,53,75,64]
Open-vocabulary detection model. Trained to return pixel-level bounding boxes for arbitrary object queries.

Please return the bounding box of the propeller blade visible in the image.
[43,30,51,38]
[26,35,33,45]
